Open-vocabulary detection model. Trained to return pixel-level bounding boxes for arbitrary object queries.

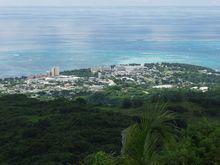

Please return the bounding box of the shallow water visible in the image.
[0,6,220,77]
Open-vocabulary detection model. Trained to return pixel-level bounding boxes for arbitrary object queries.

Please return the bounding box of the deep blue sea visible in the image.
[0,7,220,77]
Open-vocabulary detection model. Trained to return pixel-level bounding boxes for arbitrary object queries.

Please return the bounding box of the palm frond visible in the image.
[121,102,177,165]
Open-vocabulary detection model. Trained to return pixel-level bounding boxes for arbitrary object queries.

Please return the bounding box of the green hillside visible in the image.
[0,88,219,164]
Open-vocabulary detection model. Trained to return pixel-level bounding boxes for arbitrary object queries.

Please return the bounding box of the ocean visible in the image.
[0,6,220,77]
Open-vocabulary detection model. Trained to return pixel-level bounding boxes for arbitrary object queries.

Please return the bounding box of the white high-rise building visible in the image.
[54,67,60,76]
[50,68,55,77]
[50,67,60,77]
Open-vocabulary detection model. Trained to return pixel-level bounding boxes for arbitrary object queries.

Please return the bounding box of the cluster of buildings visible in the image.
[91,63,182,86]
[0,63,217,99]
[0,66,116,98]
[90,63,213,90]
[49,67,60,77]
[27,67,60,79]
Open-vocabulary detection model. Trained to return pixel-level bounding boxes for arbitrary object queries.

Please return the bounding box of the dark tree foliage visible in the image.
[0,87,219,164]
[61,69,95,77]
[0,95,132,164]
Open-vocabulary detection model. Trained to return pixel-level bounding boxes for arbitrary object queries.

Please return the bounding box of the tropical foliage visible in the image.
[121,103,176,165]
[0,88,219,164]
[88,104,220,165]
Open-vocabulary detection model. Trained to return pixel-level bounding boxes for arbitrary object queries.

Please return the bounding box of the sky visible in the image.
[0,0,219,7]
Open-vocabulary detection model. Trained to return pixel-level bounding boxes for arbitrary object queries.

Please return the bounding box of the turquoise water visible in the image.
[0,7,220,77]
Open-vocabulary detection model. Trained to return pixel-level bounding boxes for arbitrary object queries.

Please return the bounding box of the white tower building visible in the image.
[50,66,60,77]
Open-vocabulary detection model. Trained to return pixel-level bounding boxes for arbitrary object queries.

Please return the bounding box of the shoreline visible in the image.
[1,62,219,99]
[0,62,219,79]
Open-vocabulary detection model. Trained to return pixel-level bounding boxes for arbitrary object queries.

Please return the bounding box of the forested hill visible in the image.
[0,95,132,164]
[0,89,219,164]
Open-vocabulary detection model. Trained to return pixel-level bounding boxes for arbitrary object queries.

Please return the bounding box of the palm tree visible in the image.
[121,103,176,165]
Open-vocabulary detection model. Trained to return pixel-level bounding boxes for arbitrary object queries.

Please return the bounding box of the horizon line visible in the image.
[0,5,220,7]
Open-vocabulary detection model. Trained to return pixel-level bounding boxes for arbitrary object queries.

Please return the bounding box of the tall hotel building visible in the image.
[50,67,60,77]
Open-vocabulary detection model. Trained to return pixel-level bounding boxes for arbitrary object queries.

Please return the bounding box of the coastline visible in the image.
[1,62,219,100]
[0,62,218,79]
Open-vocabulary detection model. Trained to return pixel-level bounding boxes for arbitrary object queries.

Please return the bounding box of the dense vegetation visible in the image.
[61,69,96,77]
[0,95,131,164]
[86,108,220,165]
[88,87,220,115]
[0,87,219,164]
